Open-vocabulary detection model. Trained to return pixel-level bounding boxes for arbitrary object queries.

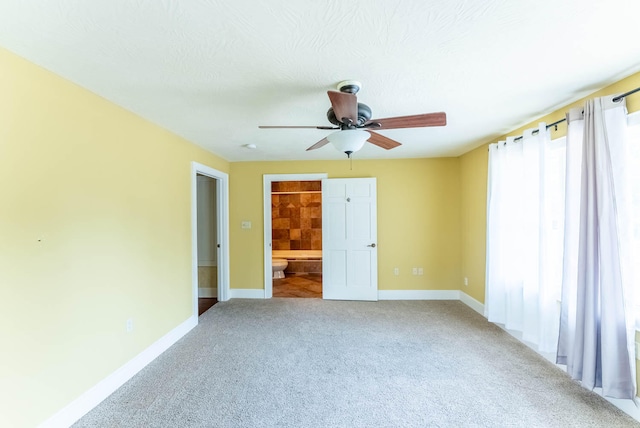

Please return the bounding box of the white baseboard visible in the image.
[224,288,481,307]
[198,287,217,298]
[39,315,198,428]
[378,290,460,300]
[229,288,265,299]
[459,291,485,315]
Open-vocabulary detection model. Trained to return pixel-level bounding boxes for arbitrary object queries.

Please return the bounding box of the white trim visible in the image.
[378,290,460,300]
[191,162,230,314]
[39,315,197,428]
[229,288,265,299]
[216,174,230,302]
[198,287,217,298]
[262,173,328,299]
[459,291,485,315]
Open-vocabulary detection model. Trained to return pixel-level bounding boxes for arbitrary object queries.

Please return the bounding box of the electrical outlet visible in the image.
[394,267,400,276]
[418,268,424,275]
[241,221,252,229]
[412,267,418,275]
[126,318,134,333]
[464,277,469,286]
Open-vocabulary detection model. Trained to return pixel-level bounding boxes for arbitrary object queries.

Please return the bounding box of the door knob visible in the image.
[367,243,376,248]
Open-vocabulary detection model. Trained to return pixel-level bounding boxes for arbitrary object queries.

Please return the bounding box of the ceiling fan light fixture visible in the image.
[327,129,369,157]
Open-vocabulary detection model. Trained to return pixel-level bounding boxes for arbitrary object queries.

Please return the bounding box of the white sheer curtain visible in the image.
[557,95,637,399]
[485,123,561,352]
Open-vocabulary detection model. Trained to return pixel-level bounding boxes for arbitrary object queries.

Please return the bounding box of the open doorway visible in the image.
[192,162,229,319]
[271,180,323,298]
[263,173,327,298]
[196,173,218,314]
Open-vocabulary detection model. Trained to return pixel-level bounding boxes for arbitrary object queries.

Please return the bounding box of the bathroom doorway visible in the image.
[263,173,327,298]
[271,180,323,298]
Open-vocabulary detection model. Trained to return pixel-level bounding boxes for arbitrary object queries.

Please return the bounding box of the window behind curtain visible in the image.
[545,137,566,304]
[542,114,640,320]
[626,113,640,325]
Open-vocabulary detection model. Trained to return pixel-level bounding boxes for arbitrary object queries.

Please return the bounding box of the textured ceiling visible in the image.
[1,0,640,161]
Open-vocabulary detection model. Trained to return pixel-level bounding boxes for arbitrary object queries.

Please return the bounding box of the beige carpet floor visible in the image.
[74,299,639,427]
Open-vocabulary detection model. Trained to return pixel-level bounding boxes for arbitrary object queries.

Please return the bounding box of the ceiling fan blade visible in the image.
[367,131,402,150]
[259,125,338,130]
[306,137,330,151]
[366,112,446,130]
[327,91,357,124]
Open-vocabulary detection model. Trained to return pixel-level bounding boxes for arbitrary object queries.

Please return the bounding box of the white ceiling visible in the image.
[2,0,640,162]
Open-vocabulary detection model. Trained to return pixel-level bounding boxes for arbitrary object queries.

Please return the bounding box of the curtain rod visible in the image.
[502,86,640,144]
[613,86,640,102]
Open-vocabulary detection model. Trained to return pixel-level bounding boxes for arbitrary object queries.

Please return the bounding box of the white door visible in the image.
[322,178,378,301]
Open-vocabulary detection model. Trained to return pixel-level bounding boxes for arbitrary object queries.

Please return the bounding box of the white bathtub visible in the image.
[272,250,322,274]
[272,250,322,260]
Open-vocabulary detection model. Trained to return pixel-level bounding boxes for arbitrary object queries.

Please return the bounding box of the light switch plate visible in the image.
[241,221,251,229]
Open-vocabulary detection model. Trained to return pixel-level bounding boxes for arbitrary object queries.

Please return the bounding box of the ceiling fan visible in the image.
[259,80,447,157]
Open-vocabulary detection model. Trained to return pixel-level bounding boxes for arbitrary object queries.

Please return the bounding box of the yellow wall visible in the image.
[0,48,229,427]
[229,159,461,291]
[459,145,488,302]
[459,70,640,304]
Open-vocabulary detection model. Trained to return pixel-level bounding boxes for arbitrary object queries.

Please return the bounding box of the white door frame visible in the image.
[192,162,230,318]
[263,173,328,298]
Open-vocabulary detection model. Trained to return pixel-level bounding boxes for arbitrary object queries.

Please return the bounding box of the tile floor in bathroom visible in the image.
[273,273,322,298]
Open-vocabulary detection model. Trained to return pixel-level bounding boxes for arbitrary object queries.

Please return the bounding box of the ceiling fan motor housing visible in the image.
[337,80,361,94]
[327,103,372,127]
